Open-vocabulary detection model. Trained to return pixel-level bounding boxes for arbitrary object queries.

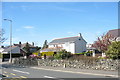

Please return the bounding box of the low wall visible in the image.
[13,58,119,71]
[37,59,119,71]
[13,58,38,67]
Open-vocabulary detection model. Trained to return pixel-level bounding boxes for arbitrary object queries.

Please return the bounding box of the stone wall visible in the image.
[37,59,119,71]
[13,58,119,71]
[13,58,38,67]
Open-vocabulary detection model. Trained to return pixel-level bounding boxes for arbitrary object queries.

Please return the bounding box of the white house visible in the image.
[48,33,87,54]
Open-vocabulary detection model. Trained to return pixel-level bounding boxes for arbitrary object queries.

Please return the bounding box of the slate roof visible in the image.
[49,36,80,44]
[107,29,120,38]
[2,46,20,54]
[14,43,34,48]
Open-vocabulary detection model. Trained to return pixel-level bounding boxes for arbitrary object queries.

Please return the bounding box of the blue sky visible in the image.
[2,2,118,46]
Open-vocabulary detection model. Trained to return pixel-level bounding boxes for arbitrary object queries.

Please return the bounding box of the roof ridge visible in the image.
[109,29,120,31]
[54,36,79,40]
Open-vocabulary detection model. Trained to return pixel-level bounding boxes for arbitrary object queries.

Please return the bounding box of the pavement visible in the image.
[0,61,119,80]
[31,65,118,78]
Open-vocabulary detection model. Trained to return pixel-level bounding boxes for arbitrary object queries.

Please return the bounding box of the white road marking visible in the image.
[44,76,64,80]
[13,69,30,74]
[20,76,27,78]
[31,67,118,78]
[44,76,55,78]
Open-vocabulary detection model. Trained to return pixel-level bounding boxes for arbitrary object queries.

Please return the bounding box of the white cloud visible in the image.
[23,26,34,29]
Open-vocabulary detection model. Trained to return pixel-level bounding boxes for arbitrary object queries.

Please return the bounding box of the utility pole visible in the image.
[4,19,12,63]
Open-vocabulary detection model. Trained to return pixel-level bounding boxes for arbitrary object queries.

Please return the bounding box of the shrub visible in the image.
[54,53,62,59]
[61,52,72,59]
[85,51,93,56]
[106,41,120,59]
[53,50,72,59]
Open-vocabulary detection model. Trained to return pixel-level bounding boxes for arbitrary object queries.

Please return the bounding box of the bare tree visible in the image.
[0,28,7,44]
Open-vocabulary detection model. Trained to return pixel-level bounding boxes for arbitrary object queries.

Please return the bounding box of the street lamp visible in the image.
[4,19,12,63]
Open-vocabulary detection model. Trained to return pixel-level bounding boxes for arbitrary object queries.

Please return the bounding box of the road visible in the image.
[0,62,118,80]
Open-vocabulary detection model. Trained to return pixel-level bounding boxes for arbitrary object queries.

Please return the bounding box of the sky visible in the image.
[2,2,118,47]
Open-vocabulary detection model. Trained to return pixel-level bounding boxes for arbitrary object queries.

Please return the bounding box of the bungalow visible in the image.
[1,42,39,61]
[48,33,87,54]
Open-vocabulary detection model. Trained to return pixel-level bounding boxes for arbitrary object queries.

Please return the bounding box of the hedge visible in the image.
[41,52,54,56]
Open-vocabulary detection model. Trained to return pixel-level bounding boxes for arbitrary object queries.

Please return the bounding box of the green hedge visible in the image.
[41,52,54,56]
[0,53,3,58]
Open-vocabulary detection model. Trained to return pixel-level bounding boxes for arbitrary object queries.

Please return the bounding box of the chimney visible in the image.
[19,41,21,45]
[19,41,22,47]
[32,42,34,46]
[78,33,82,37]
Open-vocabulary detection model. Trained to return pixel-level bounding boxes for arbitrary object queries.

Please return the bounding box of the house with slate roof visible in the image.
[47,33,87,54]
[2,46,21,54]
[1,42,39,61]
[106,29,120,41]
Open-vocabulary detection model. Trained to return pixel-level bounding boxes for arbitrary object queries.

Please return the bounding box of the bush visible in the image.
[106,41,120,59]
[61,52,72,59]
[53,50,72,59]
[54,53,62,59]
[85,51,93,56]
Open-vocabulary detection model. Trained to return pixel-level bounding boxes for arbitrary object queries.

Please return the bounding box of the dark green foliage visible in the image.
[54,53,62,59]
[54,50,72,59]
[106,41,120,59]
[61,52,71,59]
[24,42,31,57]
[85,51,93,56]
[36,46,41,50]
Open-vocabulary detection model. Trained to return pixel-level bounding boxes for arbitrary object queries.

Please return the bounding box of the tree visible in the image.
[0,29,7,44]
[106,41,120,59]
[36,46,41,50]
[92,34,114,53]
[42,40,48,49]
[24,42,31,57]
